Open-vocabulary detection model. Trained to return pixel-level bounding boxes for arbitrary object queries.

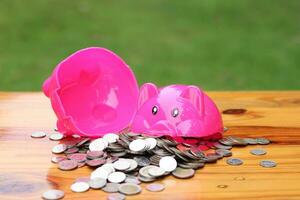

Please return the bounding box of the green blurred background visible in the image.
[0,0,299,91]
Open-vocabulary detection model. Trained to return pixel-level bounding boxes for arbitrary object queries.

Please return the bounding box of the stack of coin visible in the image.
[34,130,273,199]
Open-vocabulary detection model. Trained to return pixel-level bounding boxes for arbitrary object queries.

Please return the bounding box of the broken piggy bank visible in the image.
[131,83,223,137]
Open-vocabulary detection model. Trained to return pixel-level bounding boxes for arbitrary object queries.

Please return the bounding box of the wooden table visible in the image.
[0,91,300,200]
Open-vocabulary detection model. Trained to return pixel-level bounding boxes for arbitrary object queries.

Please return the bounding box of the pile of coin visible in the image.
[34,130,274,199]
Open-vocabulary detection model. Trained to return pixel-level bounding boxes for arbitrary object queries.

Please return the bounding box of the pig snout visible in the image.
[149,120,177,137]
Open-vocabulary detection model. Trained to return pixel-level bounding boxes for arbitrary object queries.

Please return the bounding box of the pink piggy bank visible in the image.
[130,83,223,137]
[42,47,139,137]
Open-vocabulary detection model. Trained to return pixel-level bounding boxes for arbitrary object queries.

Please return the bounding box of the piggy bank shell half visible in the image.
[131,83,224,138]
[42,47,139,137]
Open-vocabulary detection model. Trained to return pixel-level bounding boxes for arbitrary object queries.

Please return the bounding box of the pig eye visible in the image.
[172,108,179,117]
[152,106,158,115]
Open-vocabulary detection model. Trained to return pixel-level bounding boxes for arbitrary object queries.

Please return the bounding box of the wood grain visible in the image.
[0,91,299,200]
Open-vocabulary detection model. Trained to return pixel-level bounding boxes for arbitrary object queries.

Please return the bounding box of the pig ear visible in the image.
[138,83,158,108]
[181,86,205,117]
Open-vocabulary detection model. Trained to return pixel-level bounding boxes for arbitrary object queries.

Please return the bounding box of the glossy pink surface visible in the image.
[42,47,139,137]
[131,83,223,137]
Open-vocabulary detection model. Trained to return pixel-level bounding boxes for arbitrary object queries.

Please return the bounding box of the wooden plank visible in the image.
[0,91,299,200]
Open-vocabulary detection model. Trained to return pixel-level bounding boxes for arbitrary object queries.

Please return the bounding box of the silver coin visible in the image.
[250,148,267,156]
[124,159,138,172]
[159,156,177,172]
[42,189,65,200]
[134,156,151,167]
[260,160,277,168]
[108,172,126,183]
[125,177,141,185]
[52,144,67,154]
[145,138,157,150]
[226,158,243,166]
[146,183,165,192]
[102,183,120,193]
[91,166,113,180]
[89,178,107,189]
[215,149,232,157]
[49,133,64,141]
[148,166,165,177]
[101,163,116,173]
[213,142,232,150]
[51,156,67,163]
[89,138,107,151]
[103,133,119,144]
[118,183,142,195]
[172,167,195,179]
[139,165,156,178]
[256,138,271,145]
[70,182,90,193]
[244,138,258,145]
[129,139,147,152]
[107,193,126,200]
[113,160,130,171]
[138,175,155,183]
[31,131,47,138]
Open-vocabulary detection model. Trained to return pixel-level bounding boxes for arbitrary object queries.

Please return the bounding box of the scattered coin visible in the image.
[52,144,67,154]
[124,159,138,172]
[146,183,165,192]
[102,163,116,173]
[87,151,104,159]
[67,153,87,163]
[145,138,157,150]
[244,138,258,145]
[89,138,107,151]
[78,162,86,168]
[118,183,142,195]
[103,133,119,144]
[148,166,165,177]
[250,148,267,156]
[257,138,271,145]
[113,160,130,171]
[86,158,106,167]
[42,189,65,200]
[91,167,112,180]
[134,156,151,167]
[260,160,277,168]
[64,147,79,154]
[213,142,232,150]
[226,158,243,166]
[172,167,195,179]
[159,156,177,172]
[129,139,147,152]
[58,159,78,171]
[102,183,120,193]
[70,182,90,193]
[137,175,155,183]
[215,149,232,157]
[108,172,126,183]
[31,131,47,138]
[49,133,64,141]
[125,177,141,185]
[89,178,107,189]
[51,156,67,164]
[45,131,272,199]
[139,165,155,179]
[107,193,126,200]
